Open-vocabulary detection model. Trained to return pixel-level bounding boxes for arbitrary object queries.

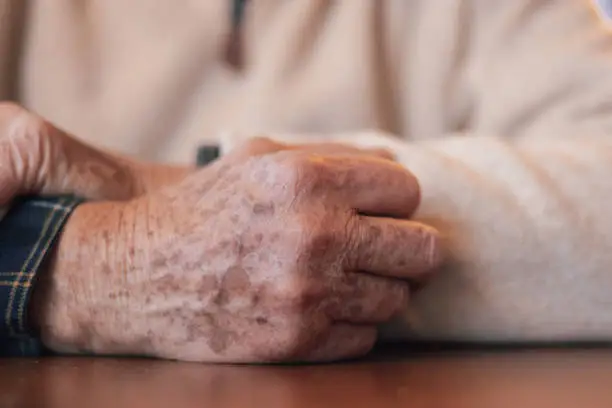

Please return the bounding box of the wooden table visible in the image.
[2,346,612,408]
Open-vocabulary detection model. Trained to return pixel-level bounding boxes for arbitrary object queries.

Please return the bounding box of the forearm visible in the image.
[332,0,612,342]
[336,131,612,342]
[224,128,612,342]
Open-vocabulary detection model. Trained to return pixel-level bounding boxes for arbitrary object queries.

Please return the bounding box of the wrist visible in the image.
[30,200,138,354]
[116,157,194,195]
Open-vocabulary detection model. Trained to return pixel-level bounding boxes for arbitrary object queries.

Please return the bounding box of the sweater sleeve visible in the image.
[351,0,612,342]
[219,0,612,343]
[0,0,27,100]
[341,130,612,343]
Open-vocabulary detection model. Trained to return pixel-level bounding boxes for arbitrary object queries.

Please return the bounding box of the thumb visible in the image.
[225,136,397,162]
[0,103,137,206]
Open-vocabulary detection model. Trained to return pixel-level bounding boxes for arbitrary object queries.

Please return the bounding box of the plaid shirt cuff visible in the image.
[0,196,83,357]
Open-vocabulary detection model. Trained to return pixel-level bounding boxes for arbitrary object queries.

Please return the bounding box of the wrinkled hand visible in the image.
[0,101,393,206]
[0,102,191,206]
[34,137,442,363]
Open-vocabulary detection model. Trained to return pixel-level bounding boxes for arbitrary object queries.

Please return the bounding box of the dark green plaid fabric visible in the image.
[0,196,82,356]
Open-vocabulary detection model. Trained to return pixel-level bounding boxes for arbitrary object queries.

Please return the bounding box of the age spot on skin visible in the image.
[208,330,232,354]
[199,275,219,296]
[224,266,251,290]
[101,265,113,276]
[150,254,168,269]
[213,265,251,306]
[183,310,214,343]
[213,289,230,306]
[154,274,181,294]
[252,202,275,216]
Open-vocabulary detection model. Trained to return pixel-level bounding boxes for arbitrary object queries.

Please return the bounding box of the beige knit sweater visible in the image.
[4,0,612,343]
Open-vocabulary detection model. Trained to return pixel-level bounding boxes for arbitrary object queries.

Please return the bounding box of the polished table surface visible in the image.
[3,346,612,408]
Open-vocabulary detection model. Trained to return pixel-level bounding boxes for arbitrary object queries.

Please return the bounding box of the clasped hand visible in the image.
[0,103,442,363]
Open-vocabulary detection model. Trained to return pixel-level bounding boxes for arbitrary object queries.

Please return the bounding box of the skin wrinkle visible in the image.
[34,137,442,363]
[0,102,193,209]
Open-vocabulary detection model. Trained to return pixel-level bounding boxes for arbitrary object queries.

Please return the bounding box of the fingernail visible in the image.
[426,229,445,268]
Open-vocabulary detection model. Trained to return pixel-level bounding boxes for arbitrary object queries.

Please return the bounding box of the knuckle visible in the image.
[283,210,345,267]
[271,324,311,359]
[276,275,324,313]
[252,153,327,202]
[261,315,327,362]
[248,154,299,195]
[276,154,327,196]
[342,214,361,252]
[280,155,311,186]
[0,102,51,144]
[299,219,339,260]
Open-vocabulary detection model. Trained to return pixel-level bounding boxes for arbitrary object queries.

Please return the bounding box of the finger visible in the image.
[312,155,420,218]
[346,216,444,280]
[0,152,18,206]
[0,104,41,205]
[303,324,377,362]
[325,271,410,324]
[366,147,395,161]
[288,142,395,161]
[228,136,285,160]
[230,137,395,161]
[42,134,138,200]
[0,102,137,202]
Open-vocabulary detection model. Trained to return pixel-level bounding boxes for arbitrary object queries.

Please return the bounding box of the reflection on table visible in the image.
[2,345,612,408]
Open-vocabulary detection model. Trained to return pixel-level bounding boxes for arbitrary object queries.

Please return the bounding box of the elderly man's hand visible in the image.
[0,102,191,206]
[32,138,443,363]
